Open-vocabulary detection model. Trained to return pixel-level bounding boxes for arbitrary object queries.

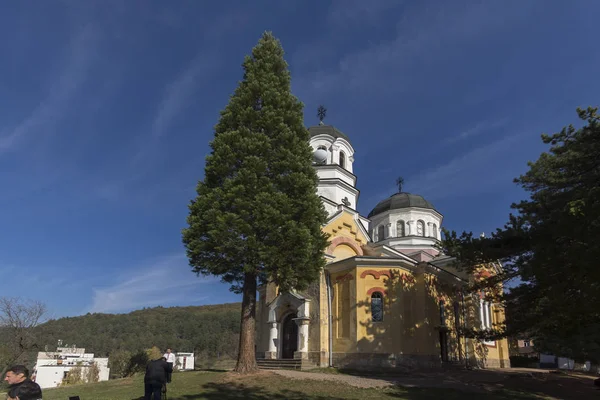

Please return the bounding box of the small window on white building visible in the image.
[432,223,438,239]
[396,220,405,237]
[377,225,385,241]
[523,340,530,347]
[417,220,425,237]
[339,151,346,169]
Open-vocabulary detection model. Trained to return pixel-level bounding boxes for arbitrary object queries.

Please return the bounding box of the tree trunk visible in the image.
[234,272,258,373]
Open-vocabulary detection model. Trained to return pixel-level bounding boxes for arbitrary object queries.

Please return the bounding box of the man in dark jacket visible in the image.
[4,365,43,400]
[144,357,172,400]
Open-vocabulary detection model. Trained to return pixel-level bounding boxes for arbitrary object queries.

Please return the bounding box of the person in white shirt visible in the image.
[163,348,176,383]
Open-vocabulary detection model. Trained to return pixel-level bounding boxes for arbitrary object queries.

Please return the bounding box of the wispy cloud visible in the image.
[89,254,217,314]
[445,117,509,144]
[296,2,535,98]
[0,25,97,153]
[409,134,523,200]
[327,0,401,25]
[363,133,524,210]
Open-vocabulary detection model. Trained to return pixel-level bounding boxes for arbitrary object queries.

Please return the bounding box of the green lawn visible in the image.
[38,370,540,400]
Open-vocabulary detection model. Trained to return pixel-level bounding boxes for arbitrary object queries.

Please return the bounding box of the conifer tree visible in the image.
[441,107,600,362]
[182,32,329,373]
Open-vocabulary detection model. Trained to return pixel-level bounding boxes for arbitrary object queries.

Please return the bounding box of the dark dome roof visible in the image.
[368,192,436,218]
[308,125,350,143]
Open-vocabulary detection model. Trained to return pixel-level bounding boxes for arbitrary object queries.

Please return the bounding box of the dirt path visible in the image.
[272,368,599,398]
[272,369,486,392]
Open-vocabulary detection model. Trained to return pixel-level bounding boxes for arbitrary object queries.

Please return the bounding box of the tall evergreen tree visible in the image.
[182,32,329,373]
[441,107,600,362]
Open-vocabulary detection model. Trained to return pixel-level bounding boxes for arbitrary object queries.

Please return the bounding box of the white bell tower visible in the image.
[308,107,359,217]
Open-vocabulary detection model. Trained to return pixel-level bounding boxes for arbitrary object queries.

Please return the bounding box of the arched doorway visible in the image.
[281,313,298,359]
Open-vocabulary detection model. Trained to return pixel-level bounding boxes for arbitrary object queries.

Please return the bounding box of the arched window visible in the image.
[432,223,438,239]
[396,220,405,237]
[339,151,346,169]
[417,220,425,237]
[453,301,461,332]
[377,225,385,241]
[371,292,383,322]
[439,300,446,325]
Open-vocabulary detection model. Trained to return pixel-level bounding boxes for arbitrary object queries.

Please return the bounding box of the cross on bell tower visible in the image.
[317,105,327,126]
[396,177,404,193]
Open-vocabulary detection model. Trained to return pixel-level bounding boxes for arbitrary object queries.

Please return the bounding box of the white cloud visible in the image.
[327,0,401,25]
[445,117,510,144]
[0,25,97,153]
[89,254,216,314]
[362,132,525,211]
[409,134,523,200]
[152,57,212,140]
[295,2,536,98]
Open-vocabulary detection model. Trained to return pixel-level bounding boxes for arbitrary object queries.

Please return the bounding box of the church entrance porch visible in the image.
[264,291,311,361]
[281,313,298,359]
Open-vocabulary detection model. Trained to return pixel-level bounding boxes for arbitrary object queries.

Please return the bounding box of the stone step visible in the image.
[256,359,315,371]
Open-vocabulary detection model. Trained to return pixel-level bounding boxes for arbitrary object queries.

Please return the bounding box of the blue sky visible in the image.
[1,1,598,318]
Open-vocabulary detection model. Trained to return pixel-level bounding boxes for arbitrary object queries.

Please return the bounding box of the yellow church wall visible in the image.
[355,267,417,355]
[350,267,474,363]
[322,211,368,261]
[332,244,358,260]
[330,269,357,353]
[471,264,511,368]
[423,273,464,362]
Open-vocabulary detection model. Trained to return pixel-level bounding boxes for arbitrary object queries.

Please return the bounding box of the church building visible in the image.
[256,120,510,370]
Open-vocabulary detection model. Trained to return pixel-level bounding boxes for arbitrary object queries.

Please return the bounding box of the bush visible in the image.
[510,355,540,368]
[108,350,132,378]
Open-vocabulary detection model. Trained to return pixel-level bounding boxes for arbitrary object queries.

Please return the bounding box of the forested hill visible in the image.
[34,303,241,358]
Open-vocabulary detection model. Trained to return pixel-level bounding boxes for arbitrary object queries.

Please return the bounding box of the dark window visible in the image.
[396,220,405,237]
[439,300,446,325]
[339,151,346,169]
[377,225,385,241]
[417,220,425,237]
[371,292,383,322]
[453,301,461,332]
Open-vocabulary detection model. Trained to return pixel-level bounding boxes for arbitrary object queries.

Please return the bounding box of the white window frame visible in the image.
[479,297,495,346]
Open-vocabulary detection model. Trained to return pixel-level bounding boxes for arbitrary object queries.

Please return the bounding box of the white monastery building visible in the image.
[33,346,110,389]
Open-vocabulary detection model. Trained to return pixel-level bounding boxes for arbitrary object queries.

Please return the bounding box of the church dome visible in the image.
[308,125,351,143]
[368,192,436,218]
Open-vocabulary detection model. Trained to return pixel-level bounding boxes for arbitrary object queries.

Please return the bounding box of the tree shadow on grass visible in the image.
[170,381,346,400]
[384,387,539,400]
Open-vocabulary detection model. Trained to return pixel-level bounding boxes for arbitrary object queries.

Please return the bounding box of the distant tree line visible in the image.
[0,302,241,378]
[34,303,241,357]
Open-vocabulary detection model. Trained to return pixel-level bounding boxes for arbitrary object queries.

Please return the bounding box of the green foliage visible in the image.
[182,31,329,294]
[33,303,240,360]
[86,362,100,383]
[441,107,600,362]
[182,32,329,372]
[126,350,149,376]
[107,349,131,378]
[61,365,84,386]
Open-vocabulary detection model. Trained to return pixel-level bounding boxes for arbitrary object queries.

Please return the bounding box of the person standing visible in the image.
[144,357,172,400]
[162,348,175,383]
[4,365,43,399]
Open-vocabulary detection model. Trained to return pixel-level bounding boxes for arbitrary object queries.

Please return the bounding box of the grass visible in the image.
[38,370,543,400]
